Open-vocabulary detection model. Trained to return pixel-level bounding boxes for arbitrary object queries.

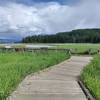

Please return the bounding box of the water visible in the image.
[0,44,52,49]
[25,44,51,48]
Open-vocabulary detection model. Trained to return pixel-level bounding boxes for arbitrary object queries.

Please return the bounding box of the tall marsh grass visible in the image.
[81,54,100,100]
[0,51,70,99]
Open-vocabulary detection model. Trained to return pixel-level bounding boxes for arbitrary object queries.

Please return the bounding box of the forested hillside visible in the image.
[22,29,100,43]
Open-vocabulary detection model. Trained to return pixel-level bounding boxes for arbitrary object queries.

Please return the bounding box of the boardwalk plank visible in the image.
[8,56,92,100]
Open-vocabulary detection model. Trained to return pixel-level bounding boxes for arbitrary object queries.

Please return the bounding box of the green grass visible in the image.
[0,51,70,99]
[81,54,100,100]
[53,43,100,54]
[1,43,100,54]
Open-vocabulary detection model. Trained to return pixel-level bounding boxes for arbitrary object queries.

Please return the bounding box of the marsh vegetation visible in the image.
[0,51,69,99]
[81,54,100,100]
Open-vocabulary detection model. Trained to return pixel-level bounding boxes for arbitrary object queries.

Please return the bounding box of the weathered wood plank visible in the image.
[8,56,92,100]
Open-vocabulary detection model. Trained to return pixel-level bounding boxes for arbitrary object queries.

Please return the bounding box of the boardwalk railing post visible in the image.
[68,49,71,56]
[88,49,91,55]
[97,48,100,54]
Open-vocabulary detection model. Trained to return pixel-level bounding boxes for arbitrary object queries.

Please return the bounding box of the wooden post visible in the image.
[88,48,92,55]
[97,48,100,54]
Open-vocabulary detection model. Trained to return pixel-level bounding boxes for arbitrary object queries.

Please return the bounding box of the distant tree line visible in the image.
[22,29,100,43]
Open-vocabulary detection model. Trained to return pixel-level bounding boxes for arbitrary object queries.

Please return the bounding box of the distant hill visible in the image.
[0,38,19,43]
[22,29,100,43]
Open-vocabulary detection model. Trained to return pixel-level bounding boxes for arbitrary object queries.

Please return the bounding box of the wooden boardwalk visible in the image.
[8,56,92,100]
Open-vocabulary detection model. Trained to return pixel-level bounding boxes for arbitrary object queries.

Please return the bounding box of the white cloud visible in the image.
[0,0,100,39]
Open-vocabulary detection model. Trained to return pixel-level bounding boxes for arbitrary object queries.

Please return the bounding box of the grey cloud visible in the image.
[0,0,100,39]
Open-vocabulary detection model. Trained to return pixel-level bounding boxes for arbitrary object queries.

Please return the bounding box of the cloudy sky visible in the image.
[0,0,100,40]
